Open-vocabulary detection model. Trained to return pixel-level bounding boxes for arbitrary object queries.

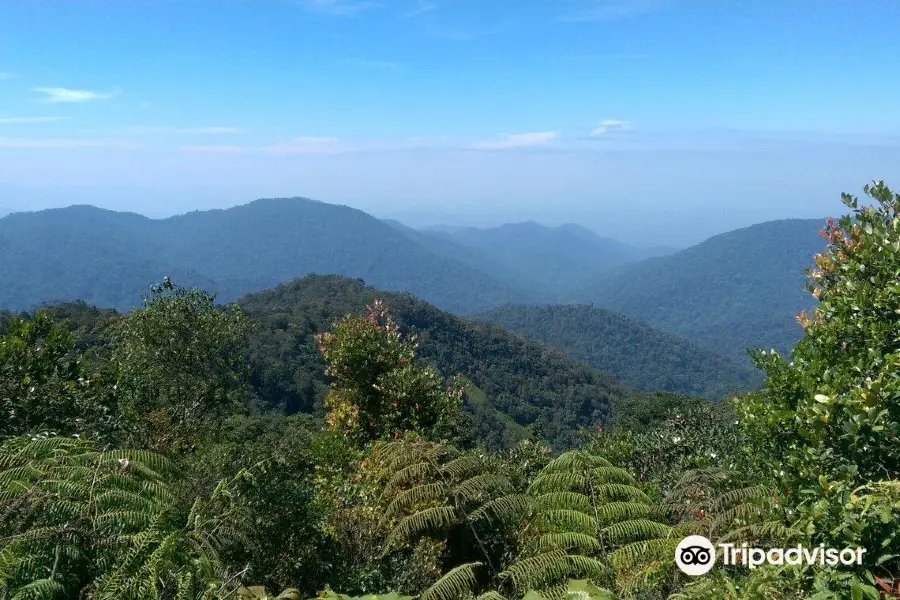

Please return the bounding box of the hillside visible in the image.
[476,304,761,399]
[238,274,644,449]
[419,221,674,290]
[0,200,533,314]
[570,218,823,363]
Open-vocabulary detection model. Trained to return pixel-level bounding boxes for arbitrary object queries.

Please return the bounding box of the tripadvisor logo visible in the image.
[675,536,867,576]
[675,535,716,576]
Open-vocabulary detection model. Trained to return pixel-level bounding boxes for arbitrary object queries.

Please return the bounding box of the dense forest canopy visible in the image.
[1,203,824,365]
[569,219,823,364]
[1,181,899,600]
[476,304,760,399]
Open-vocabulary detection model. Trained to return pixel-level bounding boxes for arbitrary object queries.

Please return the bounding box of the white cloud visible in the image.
[346,59,403,70]
[300,0,380,16]
[0,137,142,149]
[265,136,345,154]
[401,0,437,18]
[180,145,248,154]
[0,72,12,80]
[182,136,346,155]
[31,87,115,103]
[0,116,67,124]
[591,119,631,135]
[559,0,671,22]
[470,131,558,150]
[119,126,245,135]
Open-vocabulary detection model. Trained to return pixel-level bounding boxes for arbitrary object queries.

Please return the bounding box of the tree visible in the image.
[109,278,252,452]
[734,181,900,594]
[0,435,248,599]
[316,301,468,446]
[0,311,112,440]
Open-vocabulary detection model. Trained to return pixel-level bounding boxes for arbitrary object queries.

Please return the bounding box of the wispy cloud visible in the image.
[116,125,245,135]
[31,87,115,103]
[564,52,650,61]
[266,136,345,154]
[425,20,511,41]
[345,59,403,71]
[470,132,558,150]
[0,137,142,149]
[401,0,437,18]
[591,119,631,135]
[182,136,347,155]
[180,145,248,154]
[299,0,380,16]
[0,116,68,125]
[0,72,13,80]
[559,0,672,22]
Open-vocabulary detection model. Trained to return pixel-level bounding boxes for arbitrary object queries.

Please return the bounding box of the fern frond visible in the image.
[455,474,514,503]
[530,533,601,553]
[440,455,485,480]
[589,467,635,486]
[383,483,448,520]
[590,484,650,504]
[469,494,532,524]
[542,452,613,473]
[8,577,67,600]
[593,502,650,526]
[386,506,458,547]
[601,519,673,545]
[528,473,586,495]
[420,562,483,600]
[533,492,593,514]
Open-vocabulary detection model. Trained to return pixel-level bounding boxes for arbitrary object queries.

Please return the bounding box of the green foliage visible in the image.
[109,278,252,451]
[737,181,900,585]
[0,435,242,599]
[518,450,676,598]
[178,414,327,595]
[241,275,625,449]
[587,398,745,499]
[317,301,468,446]
[570,218,823,365]
[476,304,759,400]
[0,311,113,440]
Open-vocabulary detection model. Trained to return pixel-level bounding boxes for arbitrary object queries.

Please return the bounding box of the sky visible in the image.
[1,0,899,246]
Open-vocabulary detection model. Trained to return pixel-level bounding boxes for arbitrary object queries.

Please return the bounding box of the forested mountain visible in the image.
[0,200,532,314]
[571,218,823,364]
[1,200,824,366]
[3,182,899,600]
[477,303,761,399]
[0,275,655,449]
[381,218,529,292]
[416,221,675,290]
[238,274,642,449]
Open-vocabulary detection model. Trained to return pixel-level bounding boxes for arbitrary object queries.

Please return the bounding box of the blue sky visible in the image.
[1,0,899,245]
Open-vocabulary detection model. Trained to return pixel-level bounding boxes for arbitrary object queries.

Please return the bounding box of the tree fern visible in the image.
[509,450,676,598]
[367,438,531,600]
[0,435,248,600]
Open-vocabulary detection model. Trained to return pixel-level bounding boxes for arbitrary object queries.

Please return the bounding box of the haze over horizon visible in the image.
[1,0,898,246]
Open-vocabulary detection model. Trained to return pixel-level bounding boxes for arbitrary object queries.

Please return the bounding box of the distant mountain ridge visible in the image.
[407,220,677,292]
[0,198,534,314]
[476,303,761,399]
[1,198,828,365]
[570,218,823,364]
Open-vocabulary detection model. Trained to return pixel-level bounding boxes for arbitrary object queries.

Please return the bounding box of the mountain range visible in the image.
[476,304,760,399]
[567,219,822,363]
[0,197,826,367]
